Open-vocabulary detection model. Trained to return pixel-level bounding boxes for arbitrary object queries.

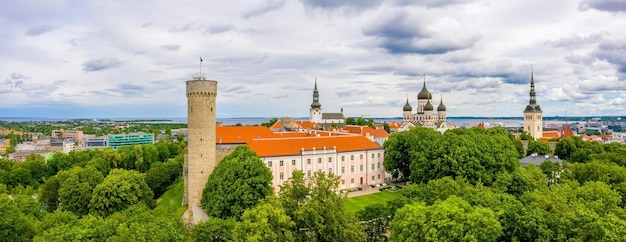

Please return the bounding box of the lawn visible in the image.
[344,190,402,215]
[153,179,187,218]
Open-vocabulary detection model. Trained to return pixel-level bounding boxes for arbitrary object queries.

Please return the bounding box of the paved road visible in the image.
[346,185,393,198]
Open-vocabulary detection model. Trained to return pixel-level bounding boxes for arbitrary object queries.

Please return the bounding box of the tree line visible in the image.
[0,140,187,241]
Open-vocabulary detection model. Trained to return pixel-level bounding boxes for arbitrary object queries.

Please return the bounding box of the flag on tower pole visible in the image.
[199,56,203,77]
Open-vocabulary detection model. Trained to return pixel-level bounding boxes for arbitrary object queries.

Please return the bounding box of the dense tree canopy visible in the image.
[89,169,154,217]
[390,196,502,242]
[526,139,553,156]
[385,127,519,185]
[58,166,104,216]
[201,146,273,219]
[233,197,295,242]
[279,170,365,242]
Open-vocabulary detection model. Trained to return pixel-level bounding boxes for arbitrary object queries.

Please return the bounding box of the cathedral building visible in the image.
[310,79,345,128]
[399,75,449,132]
[523,69,543,140]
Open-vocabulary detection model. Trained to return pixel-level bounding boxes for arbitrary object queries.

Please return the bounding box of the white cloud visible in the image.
[0,0,625,118]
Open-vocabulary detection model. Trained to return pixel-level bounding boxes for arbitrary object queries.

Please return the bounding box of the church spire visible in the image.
[524,65,541,112]
[311,78,321,109]
[529,65,536,105]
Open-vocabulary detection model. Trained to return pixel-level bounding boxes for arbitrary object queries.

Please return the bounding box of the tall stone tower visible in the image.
[183,77,217,223]
[523,68,543,140]
[310,79,322,123]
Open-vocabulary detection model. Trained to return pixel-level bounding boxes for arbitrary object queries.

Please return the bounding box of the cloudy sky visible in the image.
[2,0,626,119]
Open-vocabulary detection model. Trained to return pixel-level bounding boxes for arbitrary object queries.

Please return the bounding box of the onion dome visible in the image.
[417,75,431,100]
[424,99,434,111]
[437,96,446,112]
[403,98,412,112]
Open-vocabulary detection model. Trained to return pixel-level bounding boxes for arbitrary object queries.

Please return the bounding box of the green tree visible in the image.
[280,171,365,242]
[0,194,38,241]
[554,137,576,160]
[154,142,171,162]
[520,131,533,140]
[384,127,442,181]
[345,117,356,125]
[176,133,185,142]
[142,144,159,170]
[39,174,65,212]
[35,214,117,241]
[8,166,34,187]
[47,152,73,177]
[233,197,295,242]
[58,166,104,216]
[410,127,519,185]
[526,139,552,156]
[107,205,188,242]
[37,210,79,233]
[201,146,273,219]
[22,154,47,184]
[383,122,391,133]
[389,196,502,242]
[261,117,279,127]
[145,162,172,198]
[89,169,154,217]
[192,217,236,242]
[521,180,626,240]
[492,166,547,198]
[357,203,390,242]
[510,134,525,158]
[540,160,562,185]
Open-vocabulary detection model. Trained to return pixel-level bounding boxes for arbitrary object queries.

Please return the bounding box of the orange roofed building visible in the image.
[247,135,386,191]
[341,125,390,146]
[216,126,278,145]
[269,120,322,132]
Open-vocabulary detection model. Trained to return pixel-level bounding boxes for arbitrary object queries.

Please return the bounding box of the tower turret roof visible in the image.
[424,99,434,111]
[403,97,412,112]
[437,95,446,112]
[311,79,321,108]
[418,75,431,100]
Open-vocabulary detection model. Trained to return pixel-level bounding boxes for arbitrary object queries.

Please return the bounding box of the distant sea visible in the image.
[1,116,576,128]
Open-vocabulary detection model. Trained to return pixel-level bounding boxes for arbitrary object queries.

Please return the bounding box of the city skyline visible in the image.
[1,0,626,119]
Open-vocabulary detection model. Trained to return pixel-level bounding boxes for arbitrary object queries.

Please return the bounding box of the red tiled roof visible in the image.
[542,131,560,139]
[270,120,321,130]
[342,125,389,138]
[367,127,389,138]
[247,135,383,157]
[477,123,485,130]
[387,122,401,129]
[561,125,574,139]
[216,126,278,144]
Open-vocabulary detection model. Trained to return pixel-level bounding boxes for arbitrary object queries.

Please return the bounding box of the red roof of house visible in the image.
[542,131,560,139]
[561,125,575,139]
[342,125,389,138]
[216,126,278,144]
[387,121,401,129]
[247,135,383,157]
[270,120,321,130]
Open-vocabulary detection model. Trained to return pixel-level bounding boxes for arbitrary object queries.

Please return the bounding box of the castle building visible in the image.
[183,77,217,224]
[399,75,449,132]
[523,69,543,140]
[310,79,345,128]
[247,135,386,191]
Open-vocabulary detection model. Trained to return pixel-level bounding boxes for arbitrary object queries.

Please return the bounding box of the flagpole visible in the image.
[199,56,202,78]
